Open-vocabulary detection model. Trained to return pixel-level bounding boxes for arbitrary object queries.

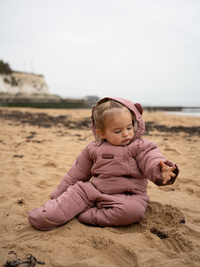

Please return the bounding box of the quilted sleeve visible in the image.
[135,138,179,186]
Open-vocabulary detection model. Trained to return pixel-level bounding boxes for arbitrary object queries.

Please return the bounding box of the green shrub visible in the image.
[0,60,12,75]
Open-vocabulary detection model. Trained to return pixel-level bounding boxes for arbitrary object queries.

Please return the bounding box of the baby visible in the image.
[28,97,179,230]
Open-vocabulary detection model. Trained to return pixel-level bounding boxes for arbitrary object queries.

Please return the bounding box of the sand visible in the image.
[0,107,200,267]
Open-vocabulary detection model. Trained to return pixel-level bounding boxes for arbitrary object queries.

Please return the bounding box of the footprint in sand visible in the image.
[42,160,58,168]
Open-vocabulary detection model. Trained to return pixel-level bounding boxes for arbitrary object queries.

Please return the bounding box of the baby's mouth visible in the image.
[123,138,130,143]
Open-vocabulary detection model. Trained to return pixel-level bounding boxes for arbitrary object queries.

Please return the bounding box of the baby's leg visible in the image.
[77,193,149,226]
[28,181,100,230]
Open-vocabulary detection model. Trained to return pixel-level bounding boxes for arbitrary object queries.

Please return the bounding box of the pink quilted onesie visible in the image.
[28,97,179,230]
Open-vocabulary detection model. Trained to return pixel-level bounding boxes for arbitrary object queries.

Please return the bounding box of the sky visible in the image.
[0,0,200,106]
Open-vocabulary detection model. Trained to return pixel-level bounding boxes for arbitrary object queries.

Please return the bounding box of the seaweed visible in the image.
[4,251,45,267]
[179,217,186,224]
[150,227,169,239]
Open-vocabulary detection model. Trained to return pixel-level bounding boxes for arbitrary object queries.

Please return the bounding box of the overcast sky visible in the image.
[0,0,200,106]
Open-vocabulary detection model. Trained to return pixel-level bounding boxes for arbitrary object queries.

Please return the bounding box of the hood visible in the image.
[91,97,145,141]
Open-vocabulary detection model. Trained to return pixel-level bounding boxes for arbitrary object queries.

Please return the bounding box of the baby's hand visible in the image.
[160,160,176,185]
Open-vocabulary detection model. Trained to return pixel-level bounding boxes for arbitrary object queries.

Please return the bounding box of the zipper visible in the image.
[124,146,130,175]
[124,146,131,192]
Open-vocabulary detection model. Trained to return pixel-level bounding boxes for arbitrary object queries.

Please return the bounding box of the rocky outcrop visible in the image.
[0,71,50,95]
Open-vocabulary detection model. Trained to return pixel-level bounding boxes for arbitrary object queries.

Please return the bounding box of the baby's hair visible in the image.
[93,99,132,134]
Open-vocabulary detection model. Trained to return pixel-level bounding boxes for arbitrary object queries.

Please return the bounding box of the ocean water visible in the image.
[166,108,200,117]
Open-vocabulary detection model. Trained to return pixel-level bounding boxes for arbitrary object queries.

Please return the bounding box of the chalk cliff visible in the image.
[0,71,50,95]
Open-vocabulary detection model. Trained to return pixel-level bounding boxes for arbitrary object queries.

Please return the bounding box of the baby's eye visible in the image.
[115,130,121,134]
[127,126,133,130]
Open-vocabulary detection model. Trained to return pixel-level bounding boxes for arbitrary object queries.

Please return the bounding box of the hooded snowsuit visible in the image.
[28,97,179,230]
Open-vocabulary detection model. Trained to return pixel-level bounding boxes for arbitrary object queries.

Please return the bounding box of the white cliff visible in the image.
[0,71,50,95]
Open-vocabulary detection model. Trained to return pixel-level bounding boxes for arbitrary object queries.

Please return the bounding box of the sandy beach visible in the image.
[0,107,200,267]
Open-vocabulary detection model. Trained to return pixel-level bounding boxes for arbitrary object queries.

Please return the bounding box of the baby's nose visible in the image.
[123,130,128,136]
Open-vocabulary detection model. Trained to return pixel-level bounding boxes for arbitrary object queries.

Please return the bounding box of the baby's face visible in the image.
[99,110,134,146]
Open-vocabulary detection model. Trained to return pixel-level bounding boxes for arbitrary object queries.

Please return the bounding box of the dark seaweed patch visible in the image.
[4,252,45,266]
[150,227,169,239]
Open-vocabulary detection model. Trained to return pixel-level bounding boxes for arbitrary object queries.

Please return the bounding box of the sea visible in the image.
[166,108,200,117]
